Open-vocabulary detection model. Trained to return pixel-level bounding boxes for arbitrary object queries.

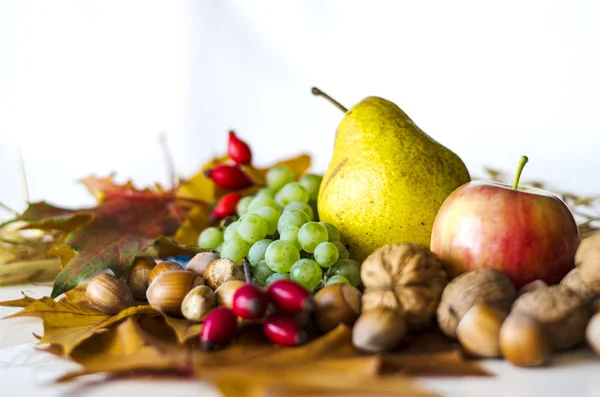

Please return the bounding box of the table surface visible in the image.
[1,284,600,397]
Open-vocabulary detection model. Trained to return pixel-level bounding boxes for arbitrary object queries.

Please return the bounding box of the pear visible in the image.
[314,88,470,261]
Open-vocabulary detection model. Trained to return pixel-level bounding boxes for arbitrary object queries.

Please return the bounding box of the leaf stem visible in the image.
[158,133,178,189]
[512,156,529,190]
[242,257,252,283]
[17,149,30,203]
[311,87,348,113]
[0,202,18,216]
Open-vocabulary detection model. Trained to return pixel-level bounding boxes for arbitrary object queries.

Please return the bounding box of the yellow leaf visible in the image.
[161,315,203,344]
[0,294,37,308]
[257,154,312,180]
[173,206,213,246]
[61,284,89,306]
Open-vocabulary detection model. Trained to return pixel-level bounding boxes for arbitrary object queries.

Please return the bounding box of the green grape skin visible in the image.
[254,260,275,286]
[219,238,250,266]
[332,241,350,259]
[265,272,290,286]
[320,222,341,242]
[197,227,224,250]
[313,242,339,268]
[248,196,281,212]
[215,243,223,255]
[236,196,254,216]
[265,240,300,272]
[253,206,280,235]
[330,259,361,286]
[299,174,323,201]
[284,201,314,220]
[237,213,269,244]
[224,221,241,241]
[254,187,277,199]
[298,222,328,253]
[279,225,301,250]
[266,165,294,191]
[290,259,323,290]
[277,209,310,233]
[248,239,273,266]
[325,275,350,285]
[275,182,310,207]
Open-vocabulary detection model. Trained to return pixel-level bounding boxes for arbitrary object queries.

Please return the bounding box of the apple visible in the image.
[430,156,580,287]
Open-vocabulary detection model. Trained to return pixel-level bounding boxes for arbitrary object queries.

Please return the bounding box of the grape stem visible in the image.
[512,155,529,190]
[311,87,348,113]
[242,257,252,283]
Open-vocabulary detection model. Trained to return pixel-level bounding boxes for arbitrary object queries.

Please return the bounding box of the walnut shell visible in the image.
[361,243,448,331]
[560,268,597,303]
[511,285,589,351]
[576,232,600,292]
[437,269,517,338]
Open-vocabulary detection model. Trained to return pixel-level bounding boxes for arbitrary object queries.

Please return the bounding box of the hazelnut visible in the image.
[148,260,183,285]
[586,312,600,355]
[456,303,507,358]
[127,256,155,300]
[146,270,204,317]
[560,268,596,303]
[181,285,216,322]
[314,283,362,333]
[86,273,134,314]
[204,258,245,290]
[352,308,407,353]
[186,252,220,276]
[576,231,600,291]
[499,312,550,367]
[437,269,517,338]
[518,280,548,295]
[214,280,246,308]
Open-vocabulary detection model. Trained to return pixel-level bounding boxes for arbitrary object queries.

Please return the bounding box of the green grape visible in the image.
[325,275,350,285]
[248,196,280,212]
[332,241,350,259]
[313,242,339,268]
[254,260,275,286]
[290,259,322,290]
[277,209,310,233]
[255,187,276,199]
[236,196,254,216]
[266,165,294,191]
[219,238,250,266]
[265,240,300,272]
[224,221,241,241]
[298,222,328,253]
[275,182,310,207]
[320,222,341,242]
[330,259,361,286]
[197,227,224,250]
[284,201,314,220]
[279,225,301,250]
[265,272,290,286]
[253,206,280,235]
[248,239,273,266]
[237,213,269,244]
[299,174,323,200]
[215,243,223,254]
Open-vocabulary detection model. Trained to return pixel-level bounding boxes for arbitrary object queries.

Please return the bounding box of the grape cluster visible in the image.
[197,164,361,291]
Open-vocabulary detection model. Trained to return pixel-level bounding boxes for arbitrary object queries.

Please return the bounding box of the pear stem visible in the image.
[512,155,529,190]
[311,87,348,113]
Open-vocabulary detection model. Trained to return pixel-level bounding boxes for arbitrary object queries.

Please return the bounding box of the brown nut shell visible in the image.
[499,312,551,367]
[204,258,245,290]
[127,256,155,300]
[86,273,134,314]
[214,280,246,308]
[456,303,507,358]
[352,308,407,353]
[181,285,216,322]
[186,252,220,276]
[560,268,597,303]
[576,232,600,291]
[148,260,184,285]
[146,270,204,317]
[314,283,362,333]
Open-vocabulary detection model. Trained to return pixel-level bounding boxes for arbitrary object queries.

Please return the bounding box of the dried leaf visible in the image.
[176,156,228,203]
[257,154,312,180]
[0,293,38,307]
[380,350,489,377]
[173,205,212,246]
[161,315,203,344]
[61,284,89,306]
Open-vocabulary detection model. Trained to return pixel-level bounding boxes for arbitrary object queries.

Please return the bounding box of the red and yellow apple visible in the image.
[430,156,580,287]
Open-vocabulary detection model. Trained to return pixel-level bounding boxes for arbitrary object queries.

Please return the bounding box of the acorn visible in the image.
[148,260,184,285]
[86,273,134,314]
[146,270,204,317]
[181,285,216,322]
[204,258,245,290]
[314,283,362,333]
[214,280,246,308]
[127,256,156,300]
[352,308,407,353]
[499,312,551,367]
[456,303,507,358]
[186,252,220,276]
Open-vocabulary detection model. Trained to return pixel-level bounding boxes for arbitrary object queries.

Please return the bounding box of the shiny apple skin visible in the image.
[430,181,580,287]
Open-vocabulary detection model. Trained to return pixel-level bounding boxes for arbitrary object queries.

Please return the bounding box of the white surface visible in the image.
[1,283,600,397]
[1,1,600,217]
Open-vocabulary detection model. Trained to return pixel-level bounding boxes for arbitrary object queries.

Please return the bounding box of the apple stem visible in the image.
[311,87,348,113]
[512,156,529,190]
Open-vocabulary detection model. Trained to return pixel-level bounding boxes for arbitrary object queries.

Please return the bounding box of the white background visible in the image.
[1,0,599,219]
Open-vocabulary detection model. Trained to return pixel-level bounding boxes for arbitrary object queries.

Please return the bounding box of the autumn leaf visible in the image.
[0,293,38,307]
[173,205,212,246]
[161,315,203,344]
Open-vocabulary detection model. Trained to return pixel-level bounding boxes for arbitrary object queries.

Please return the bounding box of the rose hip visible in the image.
[263,312,308,346]
[199,307,238,351]
[267,279,314,314]
[212,192,242,220]
[204,164,252,190]
[228,130,252,165]
[232,283,269,320]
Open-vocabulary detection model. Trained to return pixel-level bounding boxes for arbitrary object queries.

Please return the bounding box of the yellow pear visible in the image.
[316,90,470,261]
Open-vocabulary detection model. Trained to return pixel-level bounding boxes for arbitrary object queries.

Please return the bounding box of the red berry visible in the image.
[199,307,238,351]
[204,165,252,190]
[232,283,269,320]
[267,279,314,314]
[228,130,252,165]
[212,192,242,220]
[263,312,307,346]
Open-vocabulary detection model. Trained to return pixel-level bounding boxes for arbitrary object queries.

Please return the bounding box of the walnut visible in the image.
[360,243,447,331]
[511,285,589,351]
[576,232,600,292]
[437,269,517,338]
[560,268,597,303]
